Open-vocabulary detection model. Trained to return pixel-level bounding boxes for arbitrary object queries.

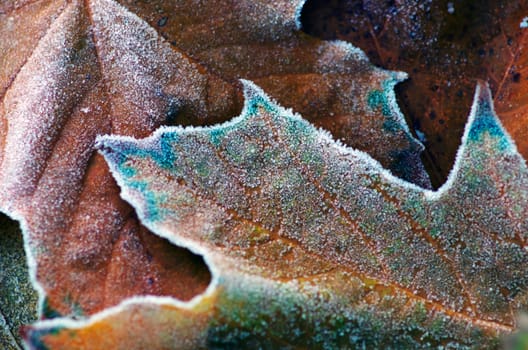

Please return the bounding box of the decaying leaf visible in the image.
[0,0,430,319]
[302,0,528,187]
[24,81,528,349]
[100,0,428,183]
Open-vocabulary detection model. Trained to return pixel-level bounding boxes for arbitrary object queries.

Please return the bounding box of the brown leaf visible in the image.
[25,80,528,349]
[113,0,429,185]
[0,0,428,317]
[302,0,528,187]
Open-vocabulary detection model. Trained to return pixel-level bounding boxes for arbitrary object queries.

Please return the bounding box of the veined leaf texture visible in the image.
[0,0,526,349]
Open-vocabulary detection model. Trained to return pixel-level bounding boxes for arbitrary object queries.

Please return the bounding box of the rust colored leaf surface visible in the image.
[109,0,430,186]
[25,81,528,349]
[0,0,428,319]
[302,0,528,187]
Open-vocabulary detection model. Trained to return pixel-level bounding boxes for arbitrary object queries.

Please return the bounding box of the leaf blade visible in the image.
[0,0,431,319]
[24,81,527,348]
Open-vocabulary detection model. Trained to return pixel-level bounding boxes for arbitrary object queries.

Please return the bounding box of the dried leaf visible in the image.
[302,0,528,186]
[106,0,430,186]
[0,0,430,319]
[25,81,528,348]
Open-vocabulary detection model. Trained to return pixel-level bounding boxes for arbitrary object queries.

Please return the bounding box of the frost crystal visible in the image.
[23,81,524,349]
[447,2,455,14]
[521,16,528,28]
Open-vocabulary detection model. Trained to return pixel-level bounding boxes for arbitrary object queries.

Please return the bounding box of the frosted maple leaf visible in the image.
[0,0,435,348]
[21,80,528,349]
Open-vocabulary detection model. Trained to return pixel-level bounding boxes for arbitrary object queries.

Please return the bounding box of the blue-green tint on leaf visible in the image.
[367,89,390,116]
[41,298,62,320]
[28,81,528,349]
[467,87,511,151]
[367,77,408,134]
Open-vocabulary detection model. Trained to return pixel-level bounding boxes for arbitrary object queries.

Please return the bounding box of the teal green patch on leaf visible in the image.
[367,89,391,117]
[467,96,511,151]
[41,298,62,320]
[39,81,527,349]
[23,326,64,350]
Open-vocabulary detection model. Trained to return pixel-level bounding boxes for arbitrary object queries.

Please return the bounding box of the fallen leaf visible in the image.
[0,0,428,318]
[25,81,528,348]
[302,0,528,187]
[104,0,430,186]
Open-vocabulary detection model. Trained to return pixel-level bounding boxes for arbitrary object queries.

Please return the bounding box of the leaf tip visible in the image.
[240,79,281,117]
[465,81,513,151]
[95,135,138,168]
[432,81,526,198]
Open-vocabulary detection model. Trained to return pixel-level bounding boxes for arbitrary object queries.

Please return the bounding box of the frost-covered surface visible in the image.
[0,215,37,350]
[0,0,432,322]
[302,0,528,189]
[23,81,527,349]
[109,0,432,187]
[521,16,528,28]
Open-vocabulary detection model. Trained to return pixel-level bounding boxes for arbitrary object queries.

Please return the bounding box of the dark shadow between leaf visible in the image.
[137,221,212,302]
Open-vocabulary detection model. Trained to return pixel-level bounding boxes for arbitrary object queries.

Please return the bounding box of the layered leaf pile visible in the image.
[0,0,527,349]
[26,81,528,349]
[303,0,528,186]
[0,0,428,323]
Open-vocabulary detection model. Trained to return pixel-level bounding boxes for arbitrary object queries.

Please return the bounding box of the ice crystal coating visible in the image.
[24,81,528,349]
[0,215,37,350]
[0,0,430,320]
[521,16,528,28]
[302,1,528,187]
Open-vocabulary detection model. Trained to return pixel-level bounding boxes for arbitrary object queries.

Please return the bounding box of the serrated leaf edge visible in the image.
[23,79,524,341]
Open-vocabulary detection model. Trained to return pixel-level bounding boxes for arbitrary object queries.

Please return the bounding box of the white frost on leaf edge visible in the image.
[0,0,429,335]
[521,16,528,29]
[26,78,525,336]
[426,81,524,201]
[293,0,307,30]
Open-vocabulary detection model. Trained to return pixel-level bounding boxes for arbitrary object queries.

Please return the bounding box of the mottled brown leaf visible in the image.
[0,0,428,319]
[25,81,528,349]
[302,0,528,187]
